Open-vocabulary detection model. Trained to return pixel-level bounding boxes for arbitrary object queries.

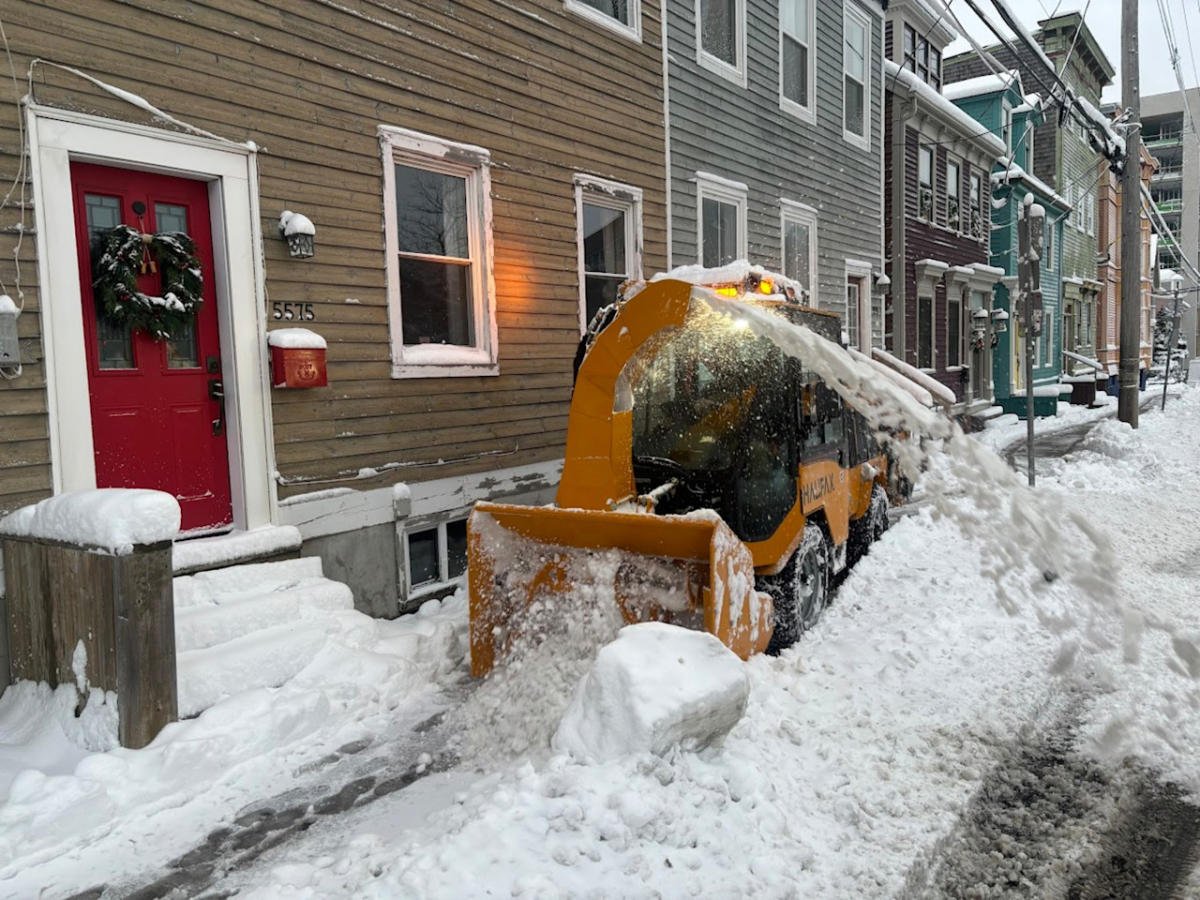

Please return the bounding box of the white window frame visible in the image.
[403,515,470,600]
[845,259,873,352]
[842,3,872,151]
[380,125,498,379]
[778,0,816,123]
[780,199,819,306]
[696,171,748,266]
[574,174,644,333]
[696,0,747,87]
[565,0,642,42]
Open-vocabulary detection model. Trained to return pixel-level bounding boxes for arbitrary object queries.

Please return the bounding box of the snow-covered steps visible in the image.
[173,525,302,576]
[173,557,359,717]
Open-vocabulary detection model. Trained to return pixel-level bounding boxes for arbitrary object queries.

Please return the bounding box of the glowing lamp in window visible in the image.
[268,327,327,388]
[278,210,316,259]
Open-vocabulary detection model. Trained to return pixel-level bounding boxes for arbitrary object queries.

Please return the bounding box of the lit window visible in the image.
[780,0,814,119]
[697,0,746,84]
[781,200,818,305]
[697,173,747,266]
[565,0,641,39]
[843,5,871,148]
[381,127,496,378]
[576,175,642,331]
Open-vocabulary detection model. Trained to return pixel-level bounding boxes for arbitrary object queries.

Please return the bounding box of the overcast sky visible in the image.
[942,0,1198,105]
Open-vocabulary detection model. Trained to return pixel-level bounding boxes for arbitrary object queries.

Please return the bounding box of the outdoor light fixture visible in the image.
[972,307,990,338]
[278,210,316,259]
[990,308,1009,335]
[0,294,19,369]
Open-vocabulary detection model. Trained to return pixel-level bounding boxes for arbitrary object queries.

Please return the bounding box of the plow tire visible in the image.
[761,523,830,654]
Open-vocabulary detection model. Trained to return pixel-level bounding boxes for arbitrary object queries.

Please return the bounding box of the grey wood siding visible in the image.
[664,0,885,316]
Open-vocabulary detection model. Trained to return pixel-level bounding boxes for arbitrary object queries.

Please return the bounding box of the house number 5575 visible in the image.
[272,302,316,322]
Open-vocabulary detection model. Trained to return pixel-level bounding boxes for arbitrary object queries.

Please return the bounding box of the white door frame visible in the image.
[26,103,276,530]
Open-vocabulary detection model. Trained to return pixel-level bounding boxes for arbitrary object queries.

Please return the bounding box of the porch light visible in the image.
[990,308,1009,334]
[278,210,316,259]
[972,307,989,338]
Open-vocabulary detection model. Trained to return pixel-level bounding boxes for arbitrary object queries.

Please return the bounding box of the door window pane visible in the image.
[155,202,200,368]
[702,197,739,267]
[846,280,859,347]
[408,528,439,588]
[85,193,134,370]
[700,0,736,65]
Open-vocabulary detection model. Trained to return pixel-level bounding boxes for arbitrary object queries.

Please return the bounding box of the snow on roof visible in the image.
[1012,93,1044,115]
[942,70,1021,102]
[886,61,1006,158]
[991,162,1070,211]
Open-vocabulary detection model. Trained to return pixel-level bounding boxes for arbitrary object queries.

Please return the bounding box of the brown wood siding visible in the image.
[0,0,668,512]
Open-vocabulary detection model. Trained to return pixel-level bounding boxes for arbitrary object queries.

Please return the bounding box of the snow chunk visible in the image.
[0,489,180,554]
[267,327,326,350]
[0,295,18,316]
[552,622,749,762]
[278,210,316,237]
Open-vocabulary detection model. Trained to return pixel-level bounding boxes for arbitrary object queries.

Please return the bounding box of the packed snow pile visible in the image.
[0,489,180,554]
[553,623,749,762]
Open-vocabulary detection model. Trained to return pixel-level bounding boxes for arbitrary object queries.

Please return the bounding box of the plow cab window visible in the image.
[631,317,797,541]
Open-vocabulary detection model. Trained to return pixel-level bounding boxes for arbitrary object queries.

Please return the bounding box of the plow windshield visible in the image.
[629,307,797,542]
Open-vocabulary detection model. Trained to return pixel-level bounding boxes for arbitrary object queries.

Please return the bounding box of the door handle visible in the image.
[209,378,226,436]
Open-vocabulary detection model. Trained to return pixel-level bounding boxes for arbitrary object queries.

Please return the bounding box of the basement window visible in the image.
[405,517,469,598]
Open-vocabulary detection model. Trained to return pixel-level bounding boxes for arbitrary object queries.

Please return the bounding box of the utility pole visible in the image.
[1018,196,1044,487]
[1118,0,1142,426]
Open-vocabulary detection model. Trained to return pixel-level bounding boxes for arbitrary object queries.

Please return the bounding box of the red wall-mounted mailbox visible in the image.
[270,345,327,388]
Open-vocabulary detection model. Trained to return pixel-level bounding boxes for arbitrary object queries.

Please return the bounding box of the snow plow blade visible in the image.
[468,501,773,677]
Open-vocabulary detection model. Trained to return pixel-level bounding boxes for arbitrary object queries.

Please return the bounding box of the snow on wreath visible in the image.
[92,224,203,340]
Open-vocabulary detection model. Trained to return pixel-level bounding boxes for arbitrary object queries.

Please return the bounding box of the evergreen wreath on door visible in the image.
[92,224,203,340]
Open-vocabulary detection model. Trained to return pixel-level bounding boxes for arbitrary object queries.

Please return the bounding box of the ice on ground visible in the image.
[0,489,180,553]
[553,623,749,762]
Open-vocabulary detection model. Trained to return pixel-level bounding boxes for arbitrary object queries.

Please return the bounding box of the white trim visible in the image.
[778,0,816,124]
[574,175,644,333]
[25,102,275,530]
[842,3,872,151]
[780,198,818,306]
[695,0,747,88]
[380,126,498,378]
[845,258,873,352]
[565,0,643,41]
[696,172,747,265]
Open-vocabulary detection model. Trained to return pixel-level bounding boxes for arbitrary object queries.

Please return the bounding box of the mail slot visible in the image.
[268,327,328,389]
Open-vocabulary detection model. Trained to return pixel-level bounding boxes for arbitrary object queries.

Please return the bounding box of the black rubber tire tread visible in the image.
[760,523,829,655]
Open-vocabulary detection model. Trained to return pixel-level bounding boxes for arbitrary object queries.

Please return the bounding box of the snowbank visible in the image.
[553,623,749,762]
[0,489,180,554]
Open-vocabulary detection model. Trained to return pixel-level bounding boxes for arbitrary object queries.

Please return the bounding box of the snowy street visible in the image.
[0,389,1196,898]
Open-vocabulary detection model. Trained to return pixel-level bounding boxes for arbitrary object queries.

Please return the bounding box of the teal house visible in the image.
[946,72,1069,417]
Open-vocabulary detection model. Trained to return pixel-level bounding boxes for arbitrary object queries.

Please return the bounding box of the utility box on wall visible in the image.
[268,328,327,389]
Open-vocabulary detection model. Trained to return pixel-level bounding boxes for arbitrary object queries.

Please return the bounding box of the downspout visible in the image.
[660,0,673,270]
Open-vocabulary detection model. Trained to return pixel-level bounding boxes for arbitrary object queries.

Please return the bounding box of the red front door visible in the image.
[71,162,233,532]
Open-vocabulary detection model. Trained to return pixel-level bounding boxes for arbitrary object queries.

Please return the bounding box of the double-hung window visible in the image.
[946,159,961,232]
[969,173,982,240]
[843,5,871,148]
[381,126,496,378]
[781,200,818,305]
[779,0,815,120]
[575,175,643,331]
[697,0,746,85]
[565,0,641,40]
[405,517,468,600]
[918,144,934,222]
[697,173,747,267]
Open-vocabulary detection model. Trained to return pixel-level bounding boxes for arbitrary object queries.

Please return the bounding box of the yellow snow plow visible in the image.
[468,274,892,676]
